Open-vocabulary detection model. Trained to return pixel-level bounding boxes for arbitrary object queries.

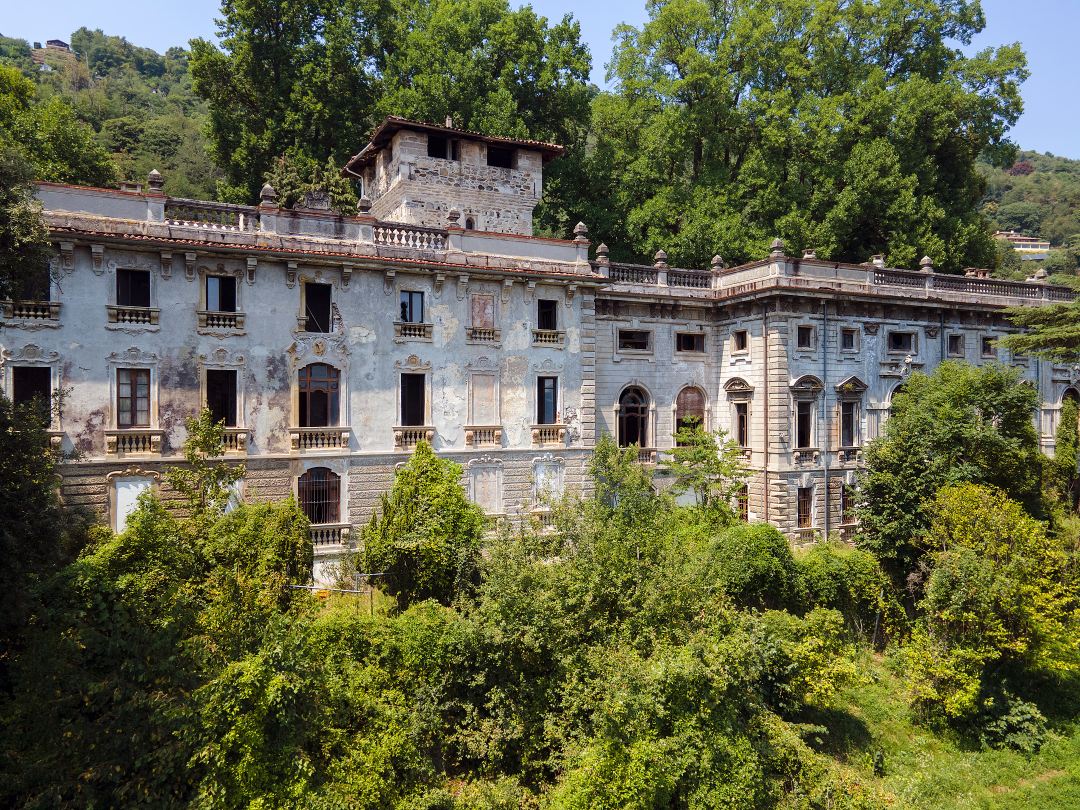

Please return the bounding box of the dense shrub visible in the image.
[707,522,800,610]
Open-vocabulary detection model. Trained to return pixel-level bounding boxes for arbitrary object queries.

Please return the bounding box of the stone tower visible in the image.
[342,116,564,235]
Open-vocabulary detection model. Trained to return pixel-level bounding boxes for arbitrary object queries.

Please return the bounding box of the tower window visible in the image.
[427,134,449,159]
[486,146,513,168]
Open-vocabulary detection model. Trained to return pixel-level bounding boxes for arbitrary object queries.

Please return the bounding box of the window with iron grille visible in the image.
[298,467,340,524]
[299,363,340,427]
[304,283,332,333]
[117,269,150,307]
[797,486,813,528]
[841,484,856,525]
[117,368,150,427]
[736,484,749,521]
[400,290,424,323]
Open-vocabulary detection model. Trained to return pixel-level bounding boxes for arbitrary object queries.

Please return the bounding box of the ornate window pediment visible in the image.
[835,375,868,398]
[790,375,824,398]
[724,377,754,398]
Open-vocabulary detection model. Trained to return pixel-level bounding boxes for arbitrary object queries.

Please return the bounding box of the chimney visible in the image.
[445,116,453,128]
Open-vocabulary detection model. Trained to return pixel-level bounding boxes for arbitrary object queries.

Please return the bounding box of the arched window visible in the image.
[618,386,650,447]
[299,363,340,427]
[675,386,706,442]
[298,467,340,524]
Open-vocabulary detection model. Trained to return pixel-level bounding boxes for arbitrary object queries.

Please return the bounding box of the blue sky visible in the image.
[4,0,1077,157]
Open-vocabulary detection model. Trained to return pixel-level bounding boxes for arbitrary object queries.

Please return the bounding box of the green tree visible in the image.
[659,422,747,516]
[573,0,1027,271]
[362,441,486,608]
[1051,397,1080,511]
[165,408,245,522]
[0,143,51,300]
[1002,298,1080,362]
[857,361,1044,585]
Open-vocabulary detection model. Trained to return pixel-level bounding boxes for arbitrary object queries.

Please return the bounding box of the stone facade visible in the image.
[2,118,1077,581]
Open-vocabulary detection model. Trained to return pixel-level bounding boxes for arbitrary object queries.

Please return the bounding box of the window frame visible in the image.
[617,386,650,448]
[116,268,151,308]
[840,327,859,353]
[617,329,652,353]
[797,486,814,529]
[205,274,238,313]
[676,331,706,354]
[11,365,52,417]
[298,363,341,428]
[734,401,750,448]
[400,372,427,426]
[840,399,859,448]
[795,324,815,351]
[732,329,749,353]
[536,298,559,331]
[116,367,151,428]
[887,330,917,354]
[302,281,333,333]
[795,399,814,449]
[205,368,239,427]
[982,336,997,358]
[399,289,425,324]
[947,333,965,358]
[536,376,559,425]
[297,467,341,525]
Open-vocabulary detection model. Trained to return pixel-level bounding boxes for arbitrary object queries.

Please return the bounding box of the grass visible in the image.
[814,652,1080,808]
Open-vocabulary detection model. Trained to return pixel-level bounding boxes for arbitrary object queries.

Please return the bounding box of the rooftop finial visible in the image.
[445,115,453,128]
[573,221,589,241]
[147,168,164,192]
[596,242,609,261]
[769,237,785,258]
[259,182,278,205]
[653,249,668,268]
[710,255,725,270]
[802,248,817,259]
[920,255,934,273]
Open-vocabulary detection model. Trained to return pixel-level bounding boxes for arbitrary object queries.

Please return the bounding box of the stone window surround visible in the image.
[396,355,433,428]
[613,380,655,448]
[886,329,918,355]
[107,347,160,430]
[671,384,710,436]
[794,323,816,352]
[724,377,754,453]
[467,456,504,515]
[293,459,348,526]
[199,348,247,430]
[982,335,998,358]
[467,363,501,427]
[196,263,246,333]
[106,467,161,533]
[947,332,966,357]
[839,326,860,353]
[107,261,160,329]
[790,375,824,453]
[1,343,62,431]
[616,327,653,354]
[531,453,565,504]
[295,271,342,334]
[835,376,868,450]
[730,329,750,355]
[674,330,708,358]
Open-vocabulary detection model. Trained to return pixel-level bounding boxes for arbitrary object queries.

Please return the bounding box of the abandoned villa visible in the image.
[2,115,1077,580]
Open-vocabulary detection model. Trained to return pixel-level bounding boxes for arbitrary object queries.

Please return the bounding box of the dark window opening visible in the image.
[618,386,649,447]
[399,290,424,323]
[947,334,964,356]
[427,134,449,159]
[537,299,558,331]
[796,400,813,448]
[465,217,475,230]
[298,467,340,524]
[487,146,513,168]
[537,376,558,425]
[401,373,426,426]
[206,369,237,427]
[618,330,651,351]
[797,325,813,349]
[841,485,856,524]
[982,336,996,357]
[797,487,813,528]
[299,363,339,427]
[13,366,51,416]
[888,331,915,353]
[840,400,857,447]
[841,329,857,351]
[737,485,749,522]
[117,368,150,427]
[451,140,461,161]
[206,276,237,312]
[677,333,706,353]
[117,268,150,308]
[735,402,749,447]
[304,283,332,333]
[675,387,706,441]
[733,330,749,352]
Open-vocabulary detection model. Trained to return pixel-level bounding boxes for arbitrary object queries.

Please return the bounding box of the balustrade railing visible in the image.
[222,428,248,454]
[197,310,245,330]
[465,426,502,447]
[637,447,658,464]
[466,326,500,343]
[394,426,435,449]
[531,424,567,446]
[668,270,711,288]
[165,199,257,232]
[394,322,433,340]
[532,328,565,346]
[105,429,163,455]
[373,223,447,250]
[609,264,658,284]
[290,427,350,451]
[2,300,59,320]
[310,523,351,547]
[107,304,159,325]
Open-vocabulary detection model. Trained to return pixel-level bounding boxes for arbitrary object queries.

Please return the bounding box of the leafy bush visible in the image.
[707,522,800,610]
[975,692,1049,753]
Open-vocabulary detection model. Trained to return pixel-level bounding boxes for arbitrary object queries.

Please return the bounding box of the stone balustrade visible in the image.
[197,310,246,331]
[290,427,350,451]
[105,429,163,456]
[532,328,565,346]
[466,326,500,343]
[464,425,502,447]
[165,199,257,232]
[310,523,351,547]
[2,300,60,321]
[637,447,658,464]
[394,426,435,449]
[222,428,248,454]
[373,224,447,251]
[531,424,566,446]
[107,305,159,325]
[394,322,433,341]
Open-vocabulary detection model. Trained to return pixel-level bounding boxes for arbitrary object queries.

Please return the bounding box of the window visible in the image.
[117,368,150,427]
[537,299,558,331]
[400,290,424,324]
[888,331,915,353]
[677,332,706,353]
[795,400,813,448]
[299,363,340,427]
[840,400,858,447]
[117,268,150,308]
[206,369,237,427]
[537,376,558,425]
[298,467,340,524]
[982,336,996,357]
[841,328,858,351]
[114,476,152,533]
[304,282,332,333]
[736,484,749,522]
[400,373,426,426]
[206,276,237,312]
[796,325,814,349]
[12,366,51,415]
[618,386,649,447]
[465,217,475,230]
[732,330,749,352]
[427,134,449,159]
[618,330,651,351]
[840,484,856,525]
[734,401,749,447]
[797,486,813,528]
[675,387,706,439]
[487,146,513,168]
[948,334,965,357]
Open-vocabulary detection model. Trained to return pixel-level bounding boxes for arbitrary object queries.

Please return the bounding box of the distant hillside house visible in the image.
[994,230,1051,260]
[31,38,75,68]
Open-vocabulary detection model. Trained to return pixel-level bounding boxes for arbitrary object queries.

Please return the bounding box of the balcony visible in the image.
[107,304,159,326]
[466,326,501,344]
[222,428,248,454]
[792,447,820,465]
[2,299,60,323]
[836,447,862,465]
[636,447,658,465]
[310,523,351,547]
[395,426,435,450]
[464,425,502,447]
[105,429,163,456]
[531,424,567,447]
[532,329,565,347]
[197,310,246,332]
[290,427,350,451]
[394,321,433,342]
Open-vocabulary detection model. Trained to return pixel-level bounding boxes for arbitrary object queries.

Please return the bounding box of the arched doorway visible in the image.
[675,386,707,442]
[618,386,650,447]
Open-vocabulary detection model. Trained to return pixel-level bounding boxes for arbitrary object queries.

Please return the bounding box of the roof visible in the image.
[342,116,565,173]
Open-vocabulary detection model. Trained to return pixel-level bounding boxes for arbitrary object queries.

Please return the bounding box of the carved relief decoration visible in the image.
[456,274,469,300]
[531,357,564,373]
[160,251,173,280]
[185,252,197,281]
[1,343,60,365]
[467,455,503,468]
[394,354,432,372]
[288,334,349,369]
[466,356,499,372]
[58,241,74,272]
[286,261,298,288]
[91,244,104,274]
[198,347,247,368]
[105,467,162,482]
[107,346,159,366]
[863,323,879,335]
